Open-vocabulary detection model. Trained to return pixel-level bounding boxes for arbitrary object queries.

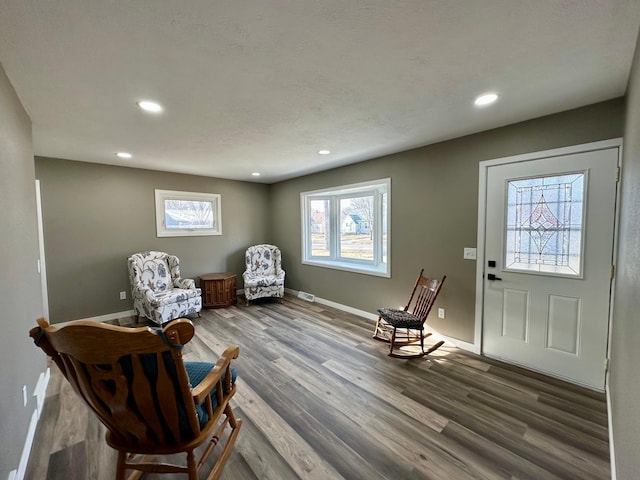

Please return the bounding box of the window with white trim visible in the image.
[155,189,222,237]
[301,179,390,277]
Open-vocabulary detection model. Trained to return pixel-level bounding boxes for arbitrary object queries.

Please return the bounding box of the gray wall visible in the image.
[0,63,46,476]
[610,27,640,479]
[270,98,624,343]
[34,158,270,323]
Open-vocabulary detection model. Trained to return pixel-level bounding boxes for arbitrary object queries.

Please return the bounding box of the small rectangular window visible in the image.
[155,189,222,237]
[301,179,390,277]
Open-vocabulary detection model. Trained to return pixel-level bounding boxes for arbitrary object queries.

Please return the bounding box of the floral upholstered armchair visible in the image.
[127,251,202,325]
[243,244,285,305]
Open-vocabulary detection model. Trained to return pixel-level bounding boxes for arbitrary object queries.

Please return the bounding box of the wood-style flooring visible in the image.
[25,294,611,480]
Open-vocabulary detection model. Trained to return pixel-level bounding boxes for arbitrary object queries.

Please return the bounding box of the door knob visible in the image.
[487,273,502,281]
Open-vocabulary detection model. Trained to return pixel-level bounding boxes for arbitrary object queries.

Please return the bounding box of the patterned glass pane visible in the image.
[505,173,585,276]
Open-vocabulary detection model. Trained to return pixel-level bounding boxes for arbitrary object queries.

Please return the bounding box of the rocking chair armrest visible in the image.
[191,345,240,403]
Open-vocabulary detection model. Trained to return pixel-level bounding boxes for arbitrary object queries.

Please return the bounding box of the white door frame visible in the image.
[473,138,623,363]
[35,179,49,320]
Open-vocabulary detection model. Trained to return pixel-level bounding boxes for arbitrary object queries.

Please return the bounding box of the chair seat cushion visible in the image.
[151,288,201,307]
[185,361,237,427]
[377,308,424,329]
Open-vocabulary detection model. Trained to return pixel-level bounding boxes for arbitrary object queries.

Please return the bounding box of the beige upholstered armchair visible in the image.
[243,244,285,305]
[127,251,202,325]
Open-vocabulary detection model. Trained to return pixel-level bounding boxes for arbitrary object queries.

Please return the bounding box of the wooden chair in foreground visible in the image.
[29,317,241,480]
[373,270,446,358]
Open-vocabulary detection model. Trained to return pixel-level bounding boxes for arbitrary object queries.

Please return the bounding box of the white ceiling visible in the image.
[1,1,639,183]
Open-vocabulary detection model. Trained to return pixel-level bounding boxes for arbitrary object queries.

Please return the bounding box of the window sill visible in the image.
[302,259,390,278]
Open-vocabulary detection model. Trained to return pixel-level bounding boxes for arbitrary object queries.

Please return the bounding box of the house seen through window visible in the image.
[301,178,390,277]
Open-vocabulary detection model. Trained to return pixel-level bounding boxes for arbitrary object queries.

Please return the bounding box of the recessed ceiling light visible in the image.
[136,100,163,113]
[116,152,132,159]
[318,149,331,155]
[474,93,499,107]
[251,172,261,177]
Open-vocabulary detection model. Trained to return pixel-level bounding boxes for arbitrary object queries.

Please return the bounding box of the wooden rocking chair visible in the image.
[29,317,242,480]
[373,270,446,358]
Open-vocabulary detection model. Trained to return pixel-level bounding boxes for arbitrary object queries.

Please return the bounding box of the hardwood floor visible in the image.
[25,294,611,479]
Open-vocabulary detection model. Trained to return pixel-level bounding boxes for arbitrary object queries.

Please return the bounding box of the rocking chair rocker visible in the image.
[373,270,446,358]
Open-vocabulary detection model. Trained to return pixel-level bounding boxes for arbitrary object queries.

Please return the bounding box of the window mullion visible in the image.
[330,196,339,261]
[373,191,381,264]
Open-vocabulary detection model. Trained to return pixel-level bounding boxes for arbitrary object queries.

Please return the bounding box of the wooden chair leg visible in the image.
[115,451,127,480]
[389,327,397,356]
[186,450,198,480]
[373,317,380,338]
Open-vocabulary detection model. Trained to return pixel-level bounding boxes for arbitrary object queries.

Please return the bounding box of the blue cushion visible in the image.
[185,361,237,427]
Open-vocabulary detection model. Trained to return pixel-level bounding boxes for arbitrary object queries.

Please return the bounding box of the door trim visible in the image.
[474,138,623,364]
[35,179,49,320]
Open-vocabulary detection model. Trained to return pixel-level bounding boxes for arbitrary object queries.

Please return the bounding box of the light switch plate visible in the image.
[464,247,477,260]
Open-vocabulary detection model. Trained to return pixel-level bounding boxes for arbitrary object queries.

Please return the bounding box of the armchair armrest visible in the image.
[132,283,156,303]
[242,271,254,281]
[174,277,196,289]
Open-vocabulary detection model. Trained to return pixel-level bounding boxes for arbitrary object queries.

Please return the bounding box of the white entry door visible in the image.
[481,144,619,390]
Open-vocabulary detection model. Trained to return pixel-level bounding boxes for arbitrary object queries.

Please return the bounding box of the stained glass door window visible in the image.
[504,172,585,276]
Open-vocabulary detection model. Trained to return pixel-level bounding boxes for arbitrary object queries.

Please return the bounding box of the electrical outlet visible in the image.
[119,291,127,300]
[438,308,446,319]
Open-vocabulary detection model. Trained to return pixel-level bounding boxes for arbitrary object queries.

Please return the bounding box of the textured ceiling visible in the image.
[0,1,639,183]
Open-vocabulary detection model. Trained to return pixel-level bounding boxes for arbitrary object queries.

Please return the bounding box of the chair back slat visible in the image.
[408,274,446,322]
[155,351,186,442]
[129,353,168,443]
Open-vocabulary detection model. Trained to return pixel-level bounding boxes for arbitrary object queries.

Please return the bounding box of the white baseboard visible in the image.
[34,368,50,419]
[314,297,379,322]
[12,410,38,480]
[284,288,476,352]
[606,382,617,479]
[9,366,51,480]
[426,331,476,353]
[285,288,378,320]
[77,309,135,323]
[55,309,135,327]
